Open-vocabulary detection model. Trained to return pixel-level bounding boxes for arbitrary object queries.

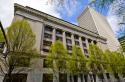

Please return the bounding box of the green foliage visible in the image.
[68,45,87,75]
[46,40,68,72]
[0,29,5,42]
[7,20,35,52]
[87,44,104,74]
[0,29,5,53]
[104,50,125,76]
[6,20,39,67]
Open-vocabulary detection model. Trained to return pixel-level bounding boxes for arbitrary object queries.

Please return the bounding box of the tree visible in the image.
[0,29,5,42]
[87,44,105,82]
[67,45,87,82]
[0,29,5,53]
[0,20,39,82]
[102,49,125,81]
[46,40,68,82]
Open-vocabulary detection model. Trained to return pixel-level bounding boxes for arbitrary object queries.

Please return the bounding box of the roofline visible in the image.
[14,3,107,41]
[77,6,90,20]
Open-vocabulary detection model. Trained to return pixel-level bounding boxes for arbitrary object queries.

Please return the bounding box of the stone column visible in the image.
[85,38,89,56]
[71,34,75,45]
[52,28,56,43]
[63,31,66,48]
[79,37,84,53]
[86,38,89,49]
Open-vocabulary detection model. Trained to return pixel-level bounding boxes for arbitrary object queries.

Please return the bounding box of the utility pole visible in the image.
[0,21,9,58]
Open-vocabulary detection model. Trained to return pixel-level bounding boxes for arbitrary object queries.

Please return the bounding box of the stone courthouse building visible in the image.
[3,3,120,82]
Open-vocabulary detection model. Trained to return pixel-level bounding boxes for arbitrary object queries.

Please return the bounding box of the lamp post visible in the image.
[0,21,9,58]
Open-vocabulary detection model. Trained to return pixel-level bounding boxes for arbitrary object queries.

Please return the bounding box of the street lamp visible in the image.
[0,21,9,58]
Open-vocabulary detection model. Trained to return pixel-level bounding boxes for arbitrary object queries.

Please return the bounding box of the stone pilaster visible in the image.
[79,37,84,53]
[63,31,66,48]
[52,28,56,43]
[71,34,75,45]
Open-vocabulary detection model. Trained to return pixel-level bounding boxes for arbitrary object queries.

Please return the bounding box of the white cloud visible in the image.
[0,0,61,28]
[107,14,120,34]
[107,0,125,35]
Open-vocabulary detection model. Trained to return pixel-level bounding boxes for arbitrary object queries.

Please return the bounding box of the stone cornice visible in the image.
[14,3,107,41]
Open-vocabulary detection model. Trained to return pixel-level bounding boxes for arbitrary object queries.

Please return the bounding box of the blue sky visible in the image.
[0,0,119,36]
[60,0,89,24]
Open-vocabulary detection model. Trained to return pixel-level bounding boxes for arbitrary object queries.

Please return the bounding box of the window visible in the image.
[44,33,52,39]
[56,29,62,35]
[66,32,71,37]
[84,49,88,54]
[43,74,53,82]
[73,75,78,82]
[93,74,96,82]
[43,40,52,46]
[3,74,27,82]
[75,41,79,45]
[59,73,67,82]
[93,41,97,45]
[66,39,72,44]
[82,37,86,41]
[84,74,88,82]
[45,25,53,32]
[74,35,79,39]
[80,74,83,82]
[43,49,49,52]
[56,36,62,41]
[67,45,72,50]
[82,43,86,47]
[106,73,110,79]
[0,42,5,49]
[88,39,92,44]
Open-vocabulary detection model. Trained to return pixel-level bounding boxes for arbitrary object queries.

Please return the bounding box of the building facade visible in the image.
[3,3,120,82]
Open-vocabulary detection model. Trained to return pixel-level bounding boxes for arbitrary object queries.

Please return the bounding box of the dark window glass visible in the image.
[43,40,52,46]
[98,73,104,80]
[84,49,88,54]
[73,75,78,82]
[45,25,53,32]
[59,73,67,82]
[82,37,86,41]
[70,75,72,82]
[56,29,62,35]
[3,74,27,82]
[43,49,49,52]
[93,41,97,44]
[67,45,72,50]
[66,32,71,37]
[106,73,110,79]
[83,43,86,47]
[44,33,52,39]
[43,74,53,82]
[84,74,88,82]
[114,73,119,79]
[0,42,5,49]
[74,35,79,39]
[66,39,72,44]
[56,36,62,41]
[80,74,83,82]
[88,39,92,44]
[93,74,96,82]
[75,41,79,45]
